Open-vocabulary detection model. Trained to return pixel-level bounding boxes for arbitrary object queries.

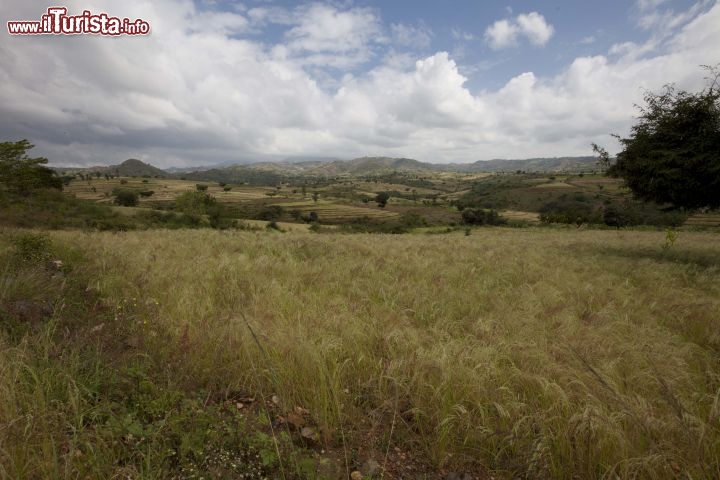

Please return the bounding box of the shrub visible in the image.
[113,188,139,207]
[602,202,687,228]
[175,191,216,215]
[461,208,507,226]
[11,233,51,263]
[301,211,318,223]
[375,191,390,208]
[256,205,284,221]
[539,199,601,225]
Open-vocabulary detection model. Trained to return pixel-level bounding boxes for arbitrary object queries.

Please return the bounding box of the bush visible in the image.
[11,233,51,263]
[300,211,319,223]
[602,202,687,228]
[175,191,216,215]
[196,184,208,192]
[399,212,427,228]
[461,208,507,226]
[139,190,154,198]
[375,191,390,208]
[256,205,284,221]
[539,199,601,225]
[113,188,139,207]
[340,216,409,234]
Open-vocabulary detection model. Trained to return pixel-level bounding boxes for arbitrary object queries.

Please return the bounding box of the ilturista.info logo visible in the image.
[7,7,150,35]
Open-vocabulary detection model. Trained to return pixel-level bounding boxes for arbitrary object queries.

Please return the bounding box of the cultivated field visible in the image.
[2,227,719,478]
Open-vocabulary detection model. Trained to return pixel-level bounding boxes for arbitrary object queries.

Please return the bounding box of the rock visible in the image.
[90,323,105,333]
[350,471,363,480]
[294,405,310,415]
[300,426,318,442]
[286,412,306,429]
[361,459,380,478]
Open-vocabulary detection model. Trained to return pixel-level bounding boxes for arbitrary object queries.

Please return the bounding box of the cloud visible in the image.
[484,19,519,49]
[0,0,718,166]
[637,0,671,11]
[636,0,710,31]
[391,22,433,49]
[285,4,383,55]
[485,12,554,50]
[451,28,475,41]
[516,12,555,46]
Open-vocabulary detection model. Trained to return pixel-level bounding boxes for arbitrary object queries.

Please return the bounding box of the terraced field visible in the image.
[684,212,720,228]
[273,200,399,221]
[64,178,280,203]
[501,209,541,224]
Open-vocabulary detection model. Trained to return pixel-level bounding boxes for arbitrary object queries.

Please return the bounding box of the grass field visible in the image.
[2,227,719,479]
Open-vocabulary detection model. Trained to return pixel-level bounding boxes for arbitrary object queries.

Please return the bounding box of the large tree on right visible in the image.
[597,68,720,210]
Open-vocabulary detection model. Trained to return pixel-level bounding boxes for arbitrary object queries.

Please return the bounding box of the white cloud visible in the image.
[484,12,554,50]
[637,0,710,31]
[391,22,433,49]
[484,19,519,50]
[285,4,383,55]
[516,12,555,46]
[451,27,475,41]
[637,0,671,11]
[0,0,718,166]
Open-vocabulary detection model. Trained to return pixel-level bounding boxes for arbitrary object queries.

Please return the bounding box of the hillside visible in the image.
[111,158,168,177]
[53,158,169,178]
[178,155,602,182]
[455,156,601,173]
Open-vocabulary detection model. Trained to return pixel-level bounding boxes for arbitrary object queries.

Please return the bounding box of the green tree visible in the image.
[594,66,720,209]
[0,140,62,194]
[375,191,390,208]
[176,191,216,215]
[113,188,139,206]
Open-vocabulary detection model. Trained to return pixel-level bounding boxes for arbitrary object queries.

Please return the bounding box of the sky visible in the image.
[1,0,719,168]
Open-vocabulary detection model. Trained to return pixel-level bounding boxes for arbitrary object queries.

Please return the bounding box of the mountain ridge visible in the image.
[55,155,602,178]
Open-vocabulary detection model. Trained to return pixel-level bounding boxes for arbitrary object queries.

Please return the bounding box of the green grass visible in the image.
[2,227,717,478]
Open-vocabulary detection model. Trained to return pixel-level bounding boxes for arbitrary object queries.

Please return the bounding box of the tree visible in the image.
[113,188,139,206]
[176,191,216,215]
[595,66,720,209]
[0,140,62,194]
[375,191,390,208]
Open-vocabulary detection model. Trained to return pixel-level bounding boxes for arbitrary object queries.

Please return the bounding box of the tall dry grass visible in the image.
[4,227,720,478]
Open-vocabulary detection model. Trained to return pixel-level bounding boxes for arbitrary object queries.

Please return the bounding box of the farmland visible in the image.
[58,169,720,230]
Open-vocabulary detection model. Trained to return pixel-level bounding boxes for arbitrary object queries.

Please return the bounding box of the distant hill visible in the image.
[110,159,168,177]
[456,156,601,173]
[54,155,603,182]
[300,157,436,176]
